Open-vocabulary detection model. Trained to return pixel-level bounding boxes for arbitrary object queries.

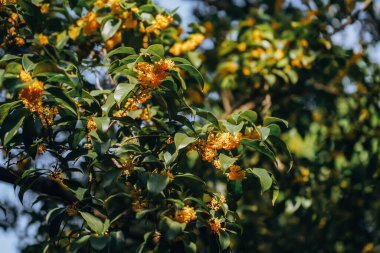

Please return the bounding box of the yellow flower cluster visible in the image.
[120,10,138,29]
[208,217,222,234]
[128,184,149,212]
[175,205,197,223]
[135,59,175,88]
[19,80,44,113]
[144,14,173,35]
[138,107,150,121]
[169,33,205,56]
[105,31,122,50]
[113,88,152,117]
[152,168,174,182]
[40,106,59,127]
[2,13,25,47]
[86,116,97,132]
[227,164,245,181]
[192,132,242,163]
[121,159,134,175]
[210,132,242,150]
[18,70,32,83]
[132,198,149,212]
[82,11,100,36]
[207,195,226,211]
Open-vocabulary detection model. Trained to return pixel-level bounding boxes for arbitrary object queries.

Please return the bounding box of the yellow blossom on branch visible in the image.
[19,80,44,112]
[208,217,223,233]
[208,195,226,211]
[40,3,50,14]
[82,11,100,36]
[227,164,245,181]
[135,59,175,88]
[175,205,197,223]
[38,34,49,45]
[18,70,32,83]
[169,33,205,56]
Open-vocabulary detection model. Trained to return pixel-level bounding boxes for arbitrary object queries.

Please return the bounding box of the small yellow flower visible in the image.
[175,205,197,223]
[68,25,81,40]
[296,168,310,183]
[40,3,50,14]
[38,34,49,45]
[37,143,46,155]
[66,202,79,217]
[237,42,247,52]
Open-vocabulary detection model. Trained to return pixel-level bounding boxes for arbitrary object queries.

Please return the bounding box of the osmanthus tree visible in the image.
[0,0,292,252]
[189,0,380,252]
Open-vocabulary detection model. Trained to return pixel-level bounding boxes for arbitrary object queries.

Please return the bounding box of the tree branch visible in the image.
[330,0,373,35]
[0,167,77,203]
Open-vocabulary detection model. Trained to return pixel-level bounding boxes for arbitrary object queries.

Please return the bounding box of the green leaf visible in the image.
[80,211,105,234]
[238,110,258,124]
[177,64,204,89]
[271,178,279,205]
[194,108,220,129]
[267,124,281,137]
[105,47,136,60]
[101,94,117,116]
[22,55,35,72]
[101,18,122,41]
[89,235,109,250]
[264,116,288,127]
[147,173,169,196]
[114,83,136,103]
[3,109,26,146]
[247,168,273,193]
[223,121,244,136]
[258,127,270,141]
[33,61,61,76]
[241,139,278,167]
[174,173,205,186]
[174,133,196,150]
[46,87,77,116]
[0,54,21,64]
[0,101,22,125]
[93,117,110,133]
[159,217,186,241]
[70,235,91,253]
[269,136,293,170]
[144,44,165,58]
[219,230,231,250]
[219,153,238,171]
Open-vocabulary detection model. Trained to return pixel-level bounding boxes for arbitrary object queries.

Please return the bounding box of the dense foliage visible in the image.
[0,0,292,252]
